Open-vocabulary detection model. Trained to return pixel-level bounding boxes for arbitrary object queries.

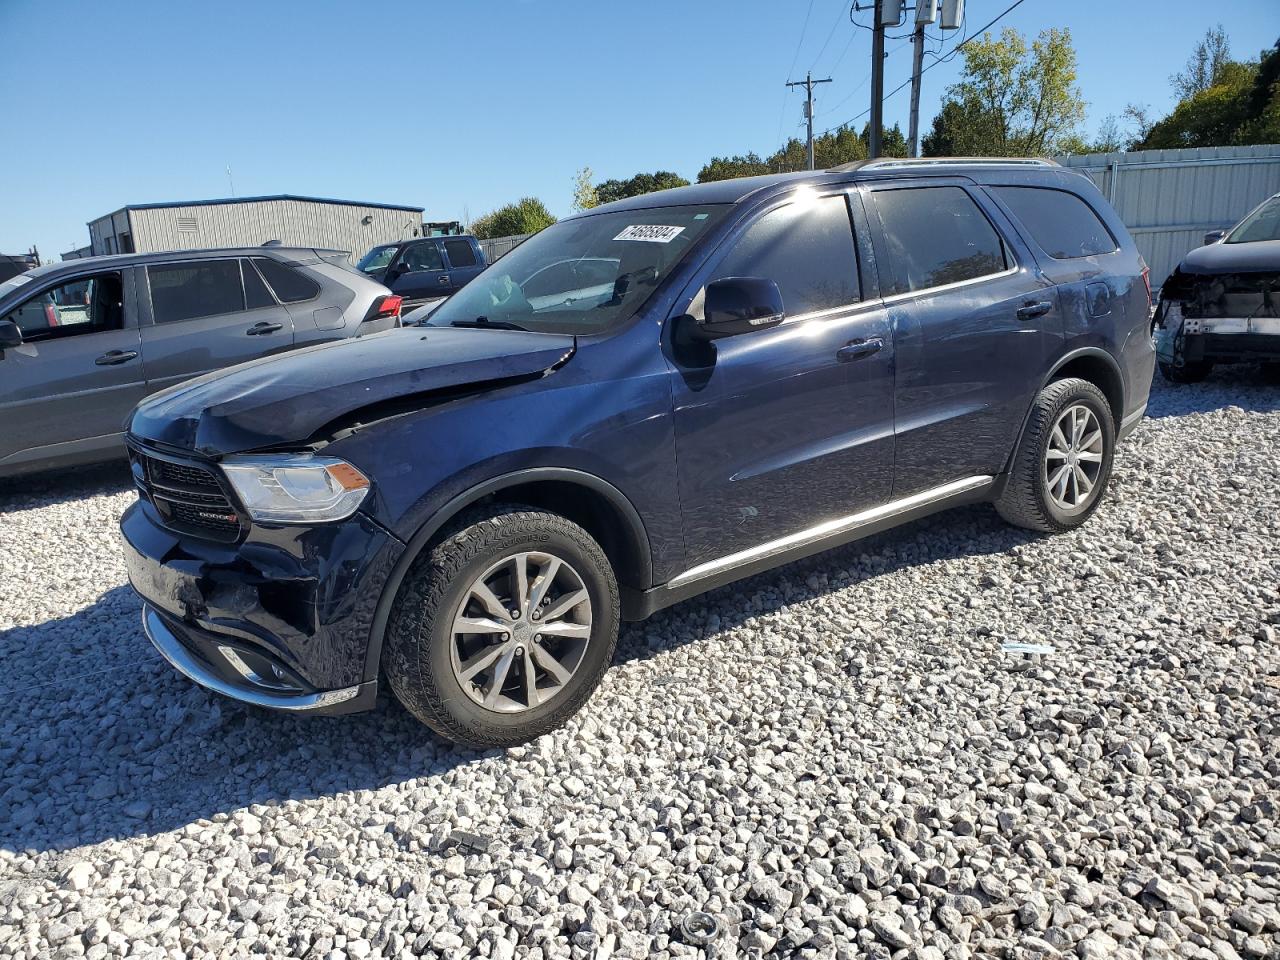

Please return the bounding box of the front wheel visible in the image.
[383,505,619,747]
[995,378,1116,534]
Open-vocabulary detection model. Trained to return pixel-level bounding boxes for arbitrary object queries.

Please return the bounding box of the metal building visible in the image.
[74,195,425,262]
[1055,144,1280,287]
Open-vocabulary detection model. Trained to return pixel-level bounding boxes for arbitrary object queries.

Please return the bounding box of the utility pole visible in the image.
[787,71,832,170]
[869,1,886,158]
[907,21,926,157]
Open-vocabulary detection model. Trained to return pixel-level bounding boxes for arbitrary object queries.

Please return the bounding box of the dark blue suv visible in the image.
[121,159,1154,747]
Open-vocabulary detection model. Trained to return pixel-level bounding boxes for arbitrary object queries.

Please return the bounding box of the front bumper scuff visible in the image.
[143,605,377,714]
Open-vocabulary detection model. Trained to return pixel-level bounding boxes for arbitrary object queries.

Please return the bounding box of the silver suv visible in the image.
[0,247,401,477]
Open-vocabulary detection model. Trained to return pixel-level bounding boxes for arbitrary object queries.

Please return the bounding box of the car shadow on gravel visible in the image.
[1146,364,1280,418]
[0,460,133,514]
[2,501,1041,856]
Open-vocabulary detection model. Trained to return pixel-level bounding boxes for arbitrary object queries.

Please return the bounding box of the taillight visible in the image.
[44,301,59,327]
[364,294,402,323]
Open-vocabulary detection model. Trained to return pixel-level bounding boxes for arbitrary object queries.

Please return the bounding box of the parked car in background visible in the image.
[356,235,486,307]
[122,159,1153,747]
[0,247,401,477]
[1154,192,1280,383]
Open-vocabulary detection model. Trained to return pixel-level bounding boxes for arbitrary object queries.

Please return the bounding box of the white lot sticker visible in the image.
[614,224,685,243]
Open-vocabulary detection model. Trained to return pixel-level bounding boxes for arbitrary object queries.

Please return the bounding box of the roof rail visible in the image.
[830,156,1059,172]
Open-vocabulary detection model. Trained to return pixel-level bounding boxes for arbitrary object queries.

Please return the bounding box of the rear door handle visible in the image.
[95,350,138,366]
[1016,300,1054,321]
[246,321,284,336]
[836,337,884,362]
[438,276,451,284]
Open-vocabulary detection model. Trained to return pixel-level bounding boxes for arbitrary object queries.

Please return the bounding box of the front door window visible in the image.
[3,272,125,342]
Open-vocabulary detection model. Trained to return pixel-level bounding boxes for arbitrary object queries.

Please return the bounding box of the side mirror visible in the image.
[0,319,22,351]
[695,277,785,340]
[1203,229,1226,245]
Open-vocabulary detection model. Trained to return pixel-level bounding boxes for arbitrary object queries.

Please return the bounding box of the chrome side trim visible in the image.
[143,607,359,711]
[879,265,1019,306]
[668,476,993,588]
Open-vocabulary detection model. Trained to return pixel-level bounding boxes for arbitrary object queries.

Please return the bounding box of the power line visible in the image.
[808,0,854,75]
[820,0,1031,136]
[785,0,818,81]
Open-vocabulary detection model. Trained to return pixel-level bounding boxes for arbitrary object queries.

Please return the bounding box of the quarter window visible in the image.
[253,257,321,303]
[149,260,244,323]
[2,272,124,342]
[994,186,1117,259]
[873,186,1007,294]
[443,239,478,268]
[711,194,859,316]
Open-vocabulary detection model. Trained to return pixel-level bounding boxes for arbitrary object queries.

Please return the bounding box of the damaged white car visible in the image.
[1154,192,1280,383]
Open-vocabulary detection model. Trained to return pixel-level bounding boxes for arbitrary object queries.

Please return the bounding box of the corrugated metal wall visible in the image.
[92,200,422,262]
[1055,145,1280,287]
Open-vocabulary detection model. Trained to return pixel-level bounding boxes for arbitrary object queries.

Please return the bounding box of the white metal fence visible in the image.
[1055,145,1280,287]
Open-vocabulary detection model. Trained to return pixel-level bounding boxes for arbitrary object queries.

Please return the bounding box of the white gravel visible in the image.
[1,370,1278,960]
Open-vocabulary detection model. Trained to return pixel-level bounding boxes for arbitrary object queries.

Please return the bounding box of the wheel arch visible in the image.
[1000,347,1125,480]
[363,468,652,683]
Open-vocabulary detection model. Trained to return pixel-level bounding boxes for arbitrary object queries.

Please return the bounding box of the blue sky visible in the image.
[0,0,1275,259]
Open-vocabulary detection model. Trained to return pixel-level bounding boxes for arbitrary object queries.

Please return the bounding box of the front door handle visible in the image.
[95,350,138,366]
[438,276,451,285]
[836,337,884,362]
[1016,300,1054,321]
[246,321,284,336]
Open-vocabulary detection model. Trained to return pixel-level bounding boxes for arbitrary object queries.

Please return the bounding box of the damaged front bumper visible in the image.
[1156,270,1280,366]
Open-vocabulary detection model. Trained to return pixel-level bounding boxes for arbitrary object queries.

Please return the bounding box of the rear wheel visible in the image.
[995,378,1115,534]
[1159,358,1212,383]
[1261,362,1280,385]
[383,505,619,747]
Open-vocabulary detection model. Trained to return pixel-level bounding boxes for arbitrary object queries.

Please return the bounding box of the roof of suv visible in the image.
[583,157,1074,214]
[25,246,344,281]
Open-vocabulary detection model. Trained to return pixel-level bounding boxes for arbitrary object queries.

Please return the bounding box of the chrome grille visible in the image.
[130,446,244,543]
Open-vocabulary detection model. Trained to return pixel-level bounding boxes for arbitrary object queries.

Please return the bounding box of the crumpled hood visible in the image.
[129,327,576,456]
[1178,239,1280,275]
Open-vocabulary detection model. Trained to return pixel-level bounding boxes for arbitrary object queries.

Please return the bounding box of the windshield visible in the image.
[1226,196,1280,244]
[425,205,730,335]
[357,244,399,273]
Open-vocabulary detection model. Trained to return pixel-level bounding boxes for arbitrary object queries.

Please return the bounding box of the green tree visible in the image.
[593,171,690,205]
[922,27,1086,157]
[1171,24,1233,100]
[1131,37,1279,150]
[697,152,771,182]
[470,197,556,240]
[571,167,598,212]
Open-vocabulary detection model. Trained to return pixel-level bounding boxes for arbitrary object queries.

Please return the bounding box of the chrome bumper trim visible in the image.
[142,606,360,711]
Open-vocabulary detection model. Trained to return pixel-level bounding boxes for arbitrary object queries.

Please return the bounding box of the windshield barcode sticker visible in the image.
[614,225,685,243]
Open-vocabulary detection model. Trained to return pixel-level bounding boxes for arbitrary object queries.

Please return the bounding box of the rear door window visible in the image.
[443,239,478,268]
[872,186,1007,294]
[241,260,276,309]
[994,186,1117,259]
[148,260,244,323]
[252,257,321,303]
[710,194,860,316]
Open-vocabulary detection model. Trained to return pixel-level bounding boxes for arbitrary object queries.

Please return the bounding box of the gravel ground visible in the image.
[1,370,1278,960]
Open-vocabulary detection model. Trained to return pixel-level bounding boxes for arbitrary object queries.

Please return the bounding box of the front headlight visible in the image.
[221,455,370,523]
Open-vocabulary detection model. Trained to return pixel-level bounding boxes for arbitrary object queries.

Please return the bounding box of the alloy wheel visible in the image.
[449,551,593,713]
[1044,403,1105,511]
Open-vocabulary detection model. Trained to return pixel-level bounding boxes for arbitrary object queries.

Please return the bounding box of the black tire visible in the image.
[1159,358,1212,383]
[1261,363,1280,385]
[382,504,619,748]
[995,378,1116,534]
